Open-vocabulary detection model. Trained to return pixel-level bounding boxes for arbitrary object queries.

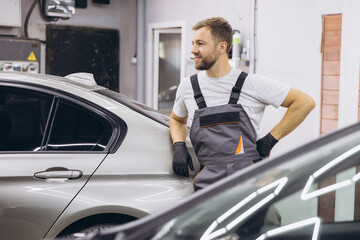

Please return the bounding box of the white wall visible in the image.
[146,0,252,77]
[254,0,343,156]
[255,0,348,225]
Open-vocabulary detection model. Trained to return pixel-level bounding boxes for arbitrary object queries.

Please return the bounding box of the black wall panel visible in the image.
[46,25,119,92]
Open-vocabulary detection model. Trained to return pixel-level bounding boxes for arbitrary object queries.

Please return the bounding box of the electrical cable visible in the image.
[25,0,74,39]
[24,0,38,38]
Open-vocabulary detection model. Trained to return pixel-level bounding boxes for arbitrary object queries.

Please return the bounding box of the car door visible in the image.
[0,84,115,240]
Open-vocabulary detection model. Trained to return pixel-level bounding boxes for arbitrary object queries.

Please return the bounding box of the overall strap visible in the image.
[228,71,248,104]
[190,74,207,109]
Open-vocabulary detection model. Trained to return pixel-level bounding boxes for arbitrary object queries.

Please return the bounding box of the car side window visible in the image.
[46,99,112,151]
[0,86,52,151]
[238,150,360,240]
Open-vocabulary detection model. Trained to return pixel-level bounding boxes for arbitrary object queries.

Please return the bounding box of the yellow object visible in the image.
[27,51,37,61]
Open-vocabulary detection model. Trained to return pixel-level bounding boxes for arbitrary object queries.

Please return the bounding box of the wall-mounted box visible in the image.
[45,0,75,18]
[0,38,41,73]
[0,0,21,27]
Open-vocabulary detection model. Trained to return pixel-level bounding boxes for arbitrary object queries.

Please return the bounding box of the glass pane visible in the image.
[47,100,112,151]
[0,86,52,151]
[158,32,181,116]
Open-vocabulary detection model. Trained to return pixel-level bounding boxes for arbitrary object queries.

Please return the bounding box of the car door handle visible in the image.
[34,167,83,180]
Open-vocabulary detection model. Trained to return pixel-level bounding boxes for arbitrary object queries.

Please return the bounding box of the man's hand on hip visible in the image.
[256,133,278,158]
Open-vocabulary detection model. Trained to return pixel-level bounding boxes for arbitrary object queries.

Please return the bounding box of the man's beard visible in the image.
[194,51,218,70]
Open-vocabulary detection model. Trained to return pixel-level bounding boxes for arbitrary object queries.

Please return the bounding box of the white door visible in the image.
[152,28,182,115]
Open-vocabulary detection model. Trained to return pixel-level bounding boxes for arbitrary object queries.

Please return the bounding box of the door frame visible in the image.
[152,28,181,109]
[146,21,186,109]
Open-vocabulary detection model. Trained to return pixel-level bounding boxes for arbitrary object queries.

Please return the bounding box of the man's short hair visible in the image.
[192,17,233,55]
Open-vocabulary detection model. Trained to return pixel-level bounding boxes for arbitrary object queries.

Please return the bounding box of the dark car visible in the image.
[65,122,360,240]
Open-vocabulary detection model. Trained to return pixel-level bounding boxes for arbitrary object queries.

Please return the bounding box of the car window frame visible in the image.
[0,80,127,154]
[95,89,170,127]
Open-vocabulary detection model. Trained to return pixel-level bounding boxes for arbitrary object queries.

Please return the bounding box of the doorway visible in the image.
[146,22,185,115]
[154,29,181,115]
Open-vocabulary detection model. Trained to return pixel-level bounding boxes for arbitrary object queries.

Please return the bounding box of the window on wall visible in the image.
[157,31,181,116]
[152,28,182,116]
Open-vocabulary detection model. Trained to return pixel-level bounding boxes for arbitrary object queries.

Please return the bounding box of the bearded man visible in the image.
[169,17,315,191]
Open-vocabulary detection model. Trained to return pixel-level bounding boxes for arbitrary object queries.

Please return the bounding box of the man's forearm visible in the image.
[270,88,315,140]
[170,111,188,143]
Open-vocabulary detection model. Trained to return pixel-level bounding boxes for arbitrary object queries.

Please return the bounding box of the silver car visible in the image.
[0,72,195,240]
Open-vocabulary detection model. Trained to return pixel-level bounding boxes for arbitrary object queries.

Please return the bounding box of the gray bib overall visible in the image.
[190,72,261,191]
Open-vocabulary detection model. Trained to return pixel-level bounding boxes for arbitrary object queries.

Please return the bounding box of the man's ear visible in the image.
[218,41,228,55]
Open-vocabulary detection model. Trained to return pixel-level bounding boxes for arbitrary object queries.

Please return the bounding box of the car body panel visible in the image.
[45,103,196,238]
[0,153,107,239]
[45,174,194,238]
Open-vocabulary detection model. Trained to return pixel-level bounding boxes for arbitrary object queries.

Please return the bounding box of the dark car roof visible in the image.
[89,122,360,240]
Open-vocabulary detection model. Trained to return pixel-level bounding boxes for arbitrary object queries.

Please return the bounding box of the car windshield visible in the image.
[147,123,360,240]
[95,89,170,127]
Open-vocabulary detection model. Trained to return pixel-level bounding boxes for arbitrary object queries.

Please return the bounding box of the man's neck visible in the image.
[205,57,232,78]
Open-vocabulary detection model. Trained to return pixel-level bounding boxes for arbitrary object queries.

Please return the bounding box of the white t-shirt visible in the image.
[173,68,291,137]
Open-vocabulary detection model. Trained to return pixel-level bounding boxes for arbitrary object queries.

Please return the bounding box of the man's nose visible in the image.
[191,45,199,54]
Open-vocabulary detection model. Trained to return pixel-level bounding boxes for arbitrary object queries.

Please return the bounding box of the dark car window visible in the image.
[0,86,52,151]
[46,99,112,151]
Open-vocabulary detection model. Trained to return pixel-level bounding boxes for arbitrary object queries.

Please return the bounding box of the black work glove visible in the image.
[256,133,278,158]
[172,142,194,177]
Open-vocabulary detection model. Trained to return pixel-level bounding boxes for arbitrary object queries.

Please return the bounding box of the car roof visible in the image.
[0,72,106,92]
[0,72,170,128]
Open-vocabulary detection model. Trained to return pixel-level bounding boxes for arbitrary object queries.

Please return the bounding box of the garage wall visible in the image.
[146,0,252,77]
[0,0,137,98]
[256,0,347,226]
[256,0,344,156]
